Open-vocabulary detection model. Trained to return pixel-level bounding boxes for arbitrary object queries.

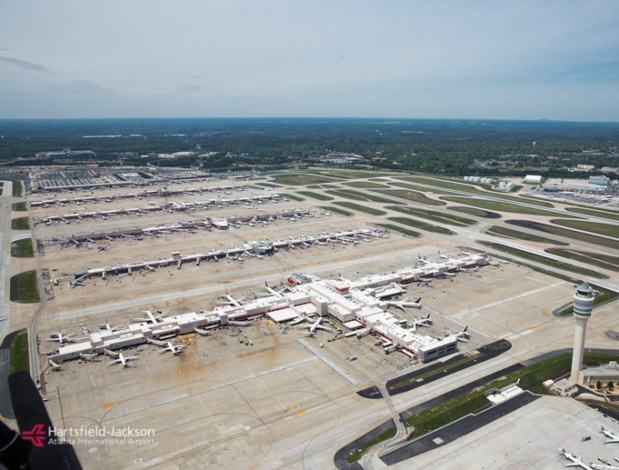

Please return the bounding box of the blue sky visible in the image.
[1,1,618,121]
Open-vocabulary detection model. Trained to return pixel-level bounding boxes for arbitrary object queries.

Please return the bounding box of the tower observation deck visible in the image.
[570,282,595,383]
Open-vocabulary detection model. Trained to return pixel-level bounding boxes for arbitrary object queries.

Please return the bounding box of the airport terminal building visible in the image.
[50,253,488,364]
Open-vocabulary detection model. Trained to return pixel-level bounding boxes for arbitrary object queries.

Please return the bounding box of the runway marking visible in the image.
[453,281,565,318]
[290,403,301,411]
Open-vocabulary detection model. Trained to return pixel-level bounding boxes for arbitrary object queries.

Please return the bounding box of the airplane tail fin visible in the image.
[463,326,468,333]
[415,297,422,303]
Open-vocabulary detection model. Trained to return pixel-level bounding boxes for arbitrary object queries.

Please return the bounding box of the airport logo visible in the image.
[21,424,47,447]
[21,425,156,447]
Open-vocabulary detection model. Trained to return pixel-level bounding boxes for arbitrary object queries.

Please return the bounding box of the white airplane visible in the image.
[387,297,422,310]
[264,281,286,299]
[411,314,432,328]
[70,274,87,288]
[215,293,245,308]
[591,459,619,470]
[147,338,184,355]
[104,349,139,368]
[48,359,62,371]
[130,309,167,324]
[337,273,352,283]
[438,250,449,259]
[297,317,332,337]
[47,331,75,344]
[99,320,122,332]
[559,448,594,470]
[444,326,470,342]
[79,352,99,362]
[290,313,314,326]
[600,426,619,443]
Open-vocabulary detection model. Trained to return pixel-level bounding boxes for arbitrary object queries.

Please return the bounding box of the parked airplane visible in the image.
[290,313,314,326]
[387,297,422,310]
[216,293,245,308]
[70,274,87,288]
[600,426,619,443]
[411,314,432,328]
[591,457,619,469]
[559,448,594,470]
[99,320,122,332]
[47,331,75,344]
[79,352,99,362]
[130,309,167,324]
[264,281,286,299]
[147,339,184,355]
[104,349,139,368]
[444,326,470,342]
[48,359,62,371]
[297,317,332,337]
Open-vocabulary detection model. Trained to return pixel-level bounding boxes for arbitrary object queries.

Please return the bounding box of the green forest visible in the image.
[1,118,618,177]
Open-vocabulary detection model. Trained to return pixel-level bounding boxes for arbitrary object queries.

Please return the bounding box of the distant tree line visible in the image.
[1,118,618,176]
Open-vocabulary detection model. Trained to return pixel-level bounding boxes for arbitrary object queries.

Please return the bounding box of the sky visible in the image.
[1,1,618,121]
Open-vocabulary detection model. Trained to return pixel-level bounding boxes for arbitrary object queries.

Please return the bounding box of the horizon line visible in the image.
[0,116,618,124]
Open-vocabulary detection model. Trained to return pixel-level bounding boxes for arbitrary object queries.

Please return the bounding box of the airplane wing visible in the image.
[317,325,333,332]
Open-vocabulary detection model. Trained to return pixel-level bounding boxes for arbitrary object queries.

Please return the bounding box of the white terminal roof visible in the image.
[51,253,488,362]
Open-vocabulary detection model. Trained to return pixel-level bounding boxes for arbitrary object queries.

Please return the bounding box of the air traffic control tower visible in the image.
[570,282,595,383]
